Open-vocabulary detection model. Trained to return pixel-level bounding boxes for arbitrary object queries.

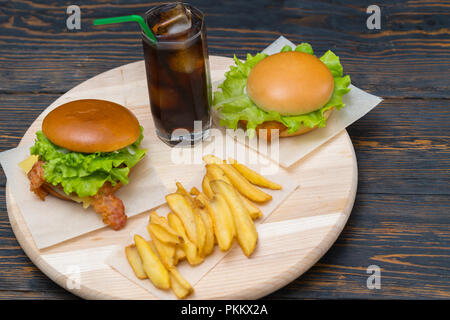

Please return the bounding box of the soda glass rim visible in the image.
[142,3,205,46]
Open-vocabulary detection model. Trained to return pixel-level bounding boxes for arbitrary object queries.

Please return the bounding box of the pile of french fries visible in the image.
[125,155,282,299]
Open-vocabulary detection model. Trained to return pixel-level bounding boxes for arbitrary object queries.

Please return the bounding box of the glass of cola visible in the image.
[142,2,212,146]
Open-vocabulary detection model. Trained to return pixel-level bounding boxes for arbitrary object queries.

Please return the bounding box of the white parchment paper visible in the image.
[0,137,167,249]
[106,151,299,299]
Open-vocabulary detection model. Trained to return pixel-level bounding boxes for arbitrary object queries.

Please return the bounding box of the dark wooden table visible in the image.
[0,0,449,300]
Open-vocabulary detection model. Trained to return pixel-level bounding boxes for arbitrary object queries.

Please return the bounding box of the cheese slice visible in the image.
[71,196,92,209]
[18,155,39,174]
[49,185,92,209]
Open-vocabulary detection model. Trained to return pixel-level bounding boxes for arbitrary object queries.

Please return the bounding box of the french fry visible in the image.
[134,234,170,289]
[168,212,204,266]
[194,192,209,208]
[176,182,194,204]
[170,267,193,291]
[175,182,205,252]
[205,164,231,184]
[174,246,186,265]
[147,224,176,269]
[170,273,190,299]
[203,154,225,164]
[183,241,203,265]
[196,195,215,251]
[169,267,193,299]
[210,180,258,257]
[125,244,147,279]
[174,183,209,257]
[195,211,207,256]
[217,164,272,203]
[149,212,182,244]
[228,157,282,190]
[148,223,181,245]
[241,196,263,220]
[166,193,198,245]
[197,207,215,256]
[205,167,253,217]
[175,182,208,256]
[202,175,214,199]
[205,159,271,203]
[203,192,235,251]
[190,186,201,196]
[196,192,229,250]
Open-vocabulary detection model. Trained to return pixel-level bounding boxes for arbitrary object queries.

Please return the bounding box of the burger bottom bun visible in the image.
[240,108,334,140]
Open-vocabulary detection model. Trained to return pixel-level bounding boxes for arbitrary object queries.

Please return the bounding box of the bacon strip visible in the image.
[90,182,127,230]
[27,160,48,200]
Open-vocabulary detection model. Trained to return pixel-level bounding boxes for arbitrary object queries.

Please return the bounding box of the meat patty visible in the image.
[27,160,127,230]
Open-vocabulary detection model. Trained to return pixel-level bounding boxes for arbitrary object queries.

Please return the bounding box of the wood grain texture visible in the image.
[0,0,449,299]
[0,1,448,97]
[266,193,450,299]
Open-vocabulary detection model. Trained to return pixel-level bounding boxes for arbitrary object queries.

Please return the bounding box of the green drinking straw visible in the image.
[93,15,157,43]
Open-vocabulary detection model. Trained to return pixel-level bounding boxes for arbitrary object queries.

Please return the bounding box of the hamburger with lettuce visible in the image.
[213,43,351,139]
[20,99,146,230]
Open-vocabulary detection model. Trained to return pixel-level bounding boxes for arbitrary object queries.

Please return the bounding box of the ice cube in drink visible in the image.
[152,3,192,38]
[168,48,203,74]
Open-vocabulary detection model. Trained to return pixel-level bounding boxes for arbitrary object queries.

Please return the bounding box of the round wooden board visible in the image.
[6,56,357,300]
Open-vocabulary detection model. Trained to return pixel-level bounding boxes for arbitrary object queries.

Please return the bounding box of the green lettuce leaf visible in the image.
[213,43,351,137]
[30,127,147,197]
[295,43,314,55]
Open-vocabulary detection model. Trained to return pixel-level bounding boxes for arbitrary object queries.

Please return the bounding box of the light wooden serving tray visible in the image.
[6,56,357,299]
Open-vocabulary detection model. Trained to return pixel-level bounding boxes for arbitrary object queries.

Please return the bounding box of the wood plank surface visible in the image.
[0,1,448,98]
[0,0,449,299]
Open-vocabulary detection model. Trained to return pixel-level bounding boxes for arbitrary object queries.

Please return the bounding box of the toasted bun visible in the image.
[239,108,333,140]
[246,51,334,116]
[42,99,141,153]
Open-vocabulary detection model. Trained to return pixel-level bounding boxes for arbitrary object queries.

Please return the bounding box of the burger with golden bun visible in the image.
[213,43,351,138]
[20,99,147,230]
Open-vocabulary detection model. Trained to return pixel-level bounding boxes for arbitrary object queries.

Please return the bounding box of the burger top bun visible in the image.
[42,99,141,153]
[246,51,334,116]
